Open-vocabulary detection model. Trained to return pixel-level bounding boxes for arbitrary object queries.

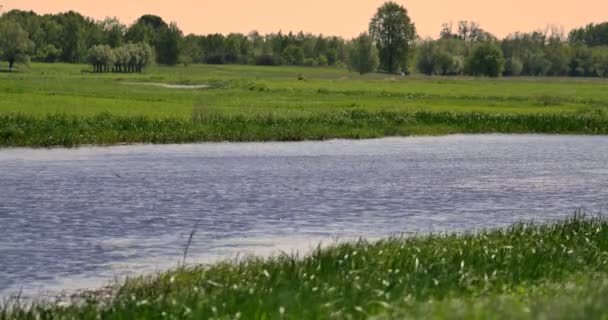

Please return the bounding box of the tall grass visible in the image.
[1,110,607,147]
[2,216,608,319]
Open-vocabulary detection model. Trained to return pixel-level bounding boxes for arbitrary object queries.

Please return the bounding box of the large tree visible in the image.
[156,22,182,65]
[56,11,87,62]
[369,1,416,73]
[0,20,33,71]
[348,33,379,74]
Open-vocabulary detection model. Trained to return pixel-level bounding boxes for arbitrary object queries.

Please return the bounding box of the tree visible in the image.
[544,43,570,76]
[369,1,416,73]
[504,57,523,76]
[0,20,33,71]
[569,45,595,76]
[100,17,126,48]
[466,42,505,77]
[87,44,114,72]
[416,39,464,76]
[57,12,87,62]
[457,21,496,42]
[181,35,204,64]
[348,33,379,75]
[156,22,182,65]
[282,44,304,65]
[592,48,608,77]
[569,23,608,47]
[35,44,62,62]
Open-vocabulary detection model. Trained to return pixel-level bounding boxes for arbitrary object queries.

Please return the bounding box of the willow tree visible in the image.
[0,20,33,71]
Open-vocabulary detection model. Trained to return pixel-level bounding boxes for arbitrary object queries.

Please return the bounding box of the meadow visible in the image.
[1,63,608,147]
[3,216,608,319]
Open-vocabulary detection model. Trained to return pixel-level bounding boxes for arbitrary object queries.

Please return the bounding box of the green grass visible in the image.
[2,111,608,147]
[1,63,608,147]
[3,216,608,319]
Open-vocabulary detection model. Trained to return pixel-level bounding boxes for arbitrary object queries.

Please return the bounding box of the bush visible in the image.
[466,42,505,77]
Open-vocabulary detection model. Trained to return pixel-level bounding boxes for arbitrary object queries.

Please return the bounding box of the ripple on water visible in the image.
[1,135,608,298]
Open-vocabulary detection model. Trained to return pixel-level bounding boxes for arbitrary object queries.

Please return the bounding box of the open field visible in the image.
[1,63,608,146]
[3,216,608,319]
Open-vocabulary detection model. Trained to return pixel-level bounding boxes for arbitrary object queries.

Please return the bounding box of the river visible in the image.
[1,135,607,297]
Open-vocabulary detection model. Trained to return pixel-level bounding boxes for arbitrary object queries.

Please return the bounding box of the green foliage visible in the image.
[416,39,465,75]
[569,45,595,77]
[369,1,416,73]
[57,11,87,63]
[504,57,523,76]
[347,33,379,75]
[3,7,608,79]
[35,44,62,62]
[466,42,505,77]
[569,22,608,46]
[101,17,126,48]
[156,23,182,65]
[282,45,305,65]
[87,44,114,72]
[592,47,608,77]
[544,43,570,76]
[87,42,152,73]
[3,217,608,319]
[0,19,34,70]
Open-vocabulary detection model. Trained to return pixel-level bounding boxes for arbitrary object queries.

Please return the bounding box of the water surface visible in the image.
[1,135,607,297]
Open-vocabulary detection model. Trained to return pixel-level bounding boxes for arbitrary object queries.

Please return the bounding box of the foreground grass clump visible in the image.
[2,110,608,147]
[3,216,608,319]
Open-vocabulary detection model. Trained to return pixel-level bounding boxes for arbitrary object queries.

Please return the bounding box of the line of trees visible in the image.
[87,43,153,73]
[416,23,608,77]
[1,3,608,77]
[0,9,350,69]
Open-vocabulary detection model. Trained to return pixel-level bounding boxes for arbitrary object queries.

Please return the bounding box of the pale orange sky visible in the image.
[2,0,607,39]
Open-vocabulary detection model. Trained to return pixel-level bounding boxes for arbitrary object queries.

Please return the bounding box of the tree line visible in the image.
[414,22,608,77]
[87,43,153,73]
[1,3,608,77]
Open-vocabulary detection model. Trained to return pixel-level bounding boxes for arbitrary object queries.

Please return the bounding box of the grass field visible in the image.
[3,216,608,319]
[1,63,608,146]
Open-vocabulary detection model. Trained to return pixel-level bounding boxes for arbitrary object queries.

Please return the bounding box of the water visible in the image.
[1,135,607,298]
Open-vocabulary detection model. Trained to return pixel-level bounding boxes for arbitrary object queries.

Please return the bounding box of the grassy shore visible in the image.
[2,111,608,147]
[3,216,608,319]
[1,63,608,147]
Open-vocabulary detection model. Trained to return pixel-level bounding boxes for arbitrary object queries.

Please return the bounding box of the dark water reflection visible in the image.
[1,135,607,297]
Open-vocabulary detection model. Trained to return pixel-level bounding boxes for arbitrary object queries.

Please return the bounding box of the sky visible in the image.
[2,0,607,39]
